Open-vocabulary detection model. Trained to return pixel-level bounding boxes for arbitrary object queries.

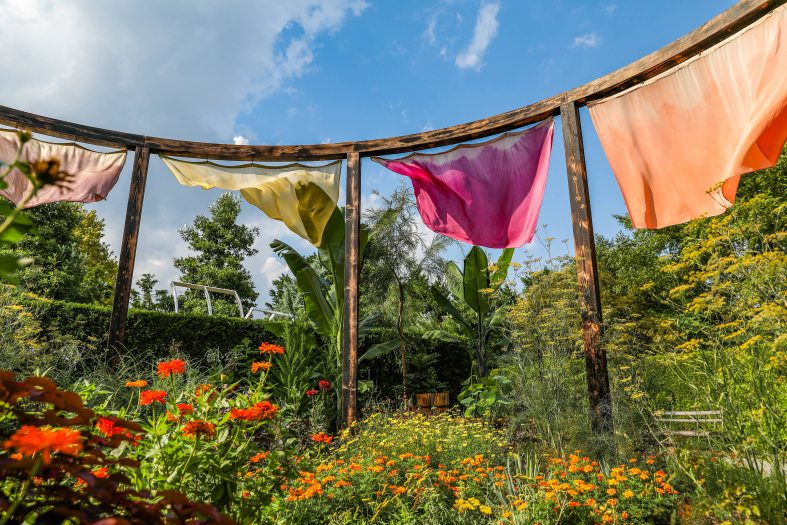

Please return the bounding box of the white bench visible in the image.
[654,410,723,437]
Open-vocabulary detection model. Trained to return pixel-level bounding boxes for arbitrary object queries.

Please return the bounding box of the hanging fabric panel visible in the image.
[0,129,127,208]
[588,4,787,229]
[160,156,341,246]
[372,119,554,248]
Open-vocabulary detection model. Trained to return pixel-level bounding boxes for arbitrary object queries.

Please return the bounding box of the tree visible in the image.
[173,193,259,315]
[132,273,158,310]
[5,202,117,304]
[363,182,452,394]
[428,246,515,378]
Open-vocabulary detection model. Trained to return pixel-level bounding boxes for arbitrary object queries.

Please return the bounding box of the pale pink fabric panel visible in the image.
[372,119,554,248]
[588,4,787,229]
[0,130,127,207]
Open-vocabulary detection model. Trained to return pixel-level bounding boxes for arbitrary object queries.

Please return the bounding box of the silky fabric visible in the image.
[588,4,787,229]
[372,119,554,248]
[0,129,127,207]
[161,156,341,246]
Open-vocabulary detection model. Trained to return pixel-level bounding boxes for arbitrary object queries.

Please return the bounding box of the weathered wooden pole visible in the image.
[559,102,614,436]
[108,145,150,359]
[341,151,361,428]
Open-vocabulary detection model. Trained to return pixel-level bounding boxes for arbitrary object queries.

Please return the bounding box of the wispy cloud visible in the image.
[424,13,438,45]
[573,32,601,48]
[605,4,617,15]
[455,1,500,71]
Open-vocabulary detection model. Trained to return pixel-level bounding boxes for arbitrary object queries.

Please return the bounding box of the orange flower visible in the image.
[157,359,186,378]
[139,390,166,406]
[251,361,272,373]
[311,432,333,444]
[125,379,148,388]
[230,401,279,421]
[93,466,109,478]
[195,384,213,398]
[3,426,82,464]
[259,342,285,355]
[250,451,270,463]
[182,420,216,439]
[95,417,129,438]
[177,403,194,415]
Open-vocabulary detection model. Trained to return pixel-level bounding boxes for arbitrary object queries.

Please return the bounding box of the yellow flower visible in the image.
[623,490,634,499]
[479,505,492,515]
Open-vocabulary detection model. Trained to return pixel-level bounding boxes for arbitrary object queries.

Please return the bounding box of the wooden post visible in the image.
[560,102,614,436]
[341,151,361,429]
[108,145,150,359]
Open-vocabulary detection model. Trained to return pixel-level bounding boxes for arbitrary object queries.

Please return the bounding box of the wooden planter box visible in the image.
[413,392,450,414]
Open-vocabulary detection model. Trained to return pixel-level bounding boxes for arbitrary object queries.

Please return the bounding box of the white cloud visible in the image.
[605,4,617,15]
[455,1,500,71]
[0,0,366,303]
[573,33,601,48]
[424,13,438,45]
[233,135,250,145]
[260,256,288,285]
[0,0,368,140]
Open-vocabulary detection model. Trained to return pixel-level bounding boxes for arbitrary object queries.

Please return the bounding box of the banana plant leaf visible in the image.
[429,286,473,338]
[490,248,514,290]
[359,339,400,363]
[463,246,490,315]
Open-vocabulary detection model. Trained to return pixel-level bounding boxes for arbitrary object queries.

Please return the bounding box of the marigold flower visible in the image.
[230,401,279,421]
[182,420,216,439]
[623,489,634,499]
[251,361,272,373]
[311,432,333,444]
[606,488,617,496]
[139,389,166,406]
[125,379,148,388]
[259,342,285,355]
[318,379,331,391]
[157,358,186,378]
[3,426,82,464]
[306,389,319,398]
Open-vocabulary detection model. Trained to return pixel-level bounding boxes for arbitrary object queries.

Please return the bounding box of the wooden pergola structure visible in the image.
[0,0,781,434]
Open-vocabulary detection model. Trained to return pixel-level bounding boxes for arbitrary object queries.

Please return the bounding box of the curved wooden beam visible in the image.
[0,0,782,161]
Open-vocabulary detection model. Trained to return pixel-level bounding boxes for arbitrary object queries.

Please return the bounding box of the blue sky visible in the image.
[0,0,737,309]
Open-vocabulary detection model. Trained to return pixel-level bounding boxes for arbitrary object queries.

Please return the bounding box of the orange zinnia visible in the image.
[3,426,82,464]
[139,390,167,406]
[157,359,187,378]
[259,342,285,355]
[230,401,279,421]
[125,379,148,388]
[181,420,216,439]
[311,432,333,445]
[251,361,272,373]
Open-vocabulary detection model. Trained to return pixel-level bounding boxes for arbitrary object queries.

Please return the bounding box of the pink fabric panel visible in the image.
[589,4,787,229]
[0,130,127,208]
[372,120,554,248]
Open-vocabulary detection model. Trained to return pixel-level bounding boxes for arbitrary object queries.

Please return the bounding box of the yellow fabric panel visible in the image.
[161,156,341,246]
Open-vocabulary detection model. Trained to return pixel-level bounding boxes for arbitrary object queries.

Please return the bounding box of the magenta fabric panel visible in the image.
[0,130,127,207]
[372,119,554,248]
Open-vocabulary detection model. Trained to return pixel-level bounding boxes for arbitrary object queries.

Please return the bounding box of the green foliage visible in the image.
[174,192,259,314]
[429,246,515,377]
[9,291,277,363]
[457,372,511,418]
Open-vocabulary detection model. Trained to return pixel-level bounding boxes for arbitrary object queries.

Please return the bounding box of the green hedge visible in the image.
[25,297,277,361]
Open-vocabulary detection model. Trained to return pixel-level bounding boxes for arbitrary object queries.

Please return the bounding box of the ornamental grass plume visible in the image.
[3,425,82,464]
[139,389,167,406]
[259,342,285,355]
[156,358,186,378]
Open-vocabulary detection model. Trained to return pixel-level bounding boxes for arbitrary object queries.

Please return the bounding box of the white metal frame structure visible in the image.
[170,281,244,317]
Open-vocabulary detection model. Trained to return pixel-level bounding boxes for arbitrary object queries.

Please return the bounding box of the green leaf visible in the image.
[359,339,400,363]
[444,261,464,298]
[358,313,378,341]
[0,254,32,284]
[491,248,514,290]
[0,201,35,245]
[272,240,334,338]
[429,286,473,338]
[421,330,464,343]
[463,246,489,315]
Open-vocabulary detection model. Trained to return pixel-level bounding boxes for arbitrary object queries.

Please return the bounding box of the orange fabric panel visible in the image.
[588,4,787,229]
